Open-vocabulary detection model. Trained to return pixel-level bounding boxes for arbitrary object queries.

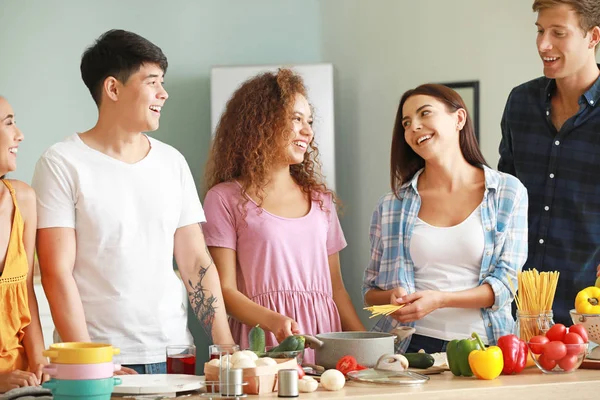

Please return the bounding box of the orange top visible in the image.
[0,179,31,372]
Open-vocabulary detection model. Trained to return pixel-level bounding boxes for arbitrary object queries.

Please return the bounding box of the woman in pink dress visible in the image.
[202,69,364,363]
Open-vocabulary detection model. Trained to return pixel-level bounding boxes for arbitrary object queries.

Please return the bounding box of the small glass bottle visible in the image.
[515,310,554,342]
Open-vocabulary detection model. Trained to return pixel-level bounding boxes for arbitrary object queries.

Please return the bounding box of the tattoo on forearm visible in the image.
[188,246,217,338]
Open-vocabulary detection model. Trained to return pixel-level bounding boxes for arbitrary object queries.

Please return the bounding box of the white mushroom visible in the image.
[230,351,250,365]
[375,354,409,372]
[320,369,345,391]
[240,350,259,361]
[298,376,319,393]
[255,357,277,367]
[232,358,256,369]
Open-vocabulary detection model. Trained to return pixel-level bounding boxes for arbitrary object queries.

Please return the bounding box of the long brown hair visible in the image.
[390,84,487,197]
[205,68,334,214]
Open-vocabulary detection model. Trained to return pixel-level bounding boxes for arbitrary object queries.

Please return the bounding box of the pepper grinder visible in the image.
[277,369,299,398]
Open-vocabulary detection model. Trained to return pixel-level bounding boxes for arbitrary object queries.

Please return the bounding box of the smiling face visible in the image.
[107,63,168,133]
[401,94,465,161]
[284,93,314,165]
[0,97,24,176]
[536,4,598,80]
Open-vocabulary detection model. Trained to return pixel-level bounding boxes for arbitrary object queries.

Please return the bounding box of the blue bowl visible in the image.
[43,377,121,399]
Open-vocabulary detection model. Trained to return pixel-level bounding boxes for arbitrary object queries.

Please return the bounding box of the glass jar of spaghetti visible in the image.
[515,310,554,342]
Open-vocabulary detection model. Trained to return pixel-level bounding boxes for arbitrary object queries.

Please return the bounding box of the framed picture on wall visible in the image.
[439,81,480,141]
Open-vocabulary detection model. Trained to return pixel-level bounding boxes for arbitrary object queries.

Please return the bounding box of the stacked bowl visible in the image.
[42,343,121,400]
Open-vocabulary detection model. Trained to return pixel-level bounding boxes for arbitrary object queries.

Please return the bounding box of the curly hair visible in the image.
[205,68,336,216]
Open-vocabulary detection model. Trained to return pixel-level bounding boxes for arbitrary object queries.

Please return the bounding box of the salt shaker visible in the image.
[277,369,299,398]
[221,368,244,397]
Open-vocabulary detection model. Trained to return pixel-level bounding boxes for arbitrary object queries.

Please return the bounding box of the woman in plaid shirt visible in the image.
[363,84,529,354]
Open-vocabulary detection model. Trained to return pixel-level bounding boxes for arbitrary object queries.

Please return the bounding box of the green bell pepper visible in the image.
[446,336,480,377]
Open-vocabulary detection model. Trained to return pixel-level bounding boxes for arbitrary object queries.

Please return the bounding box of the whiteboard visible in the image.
[210,63,336,190]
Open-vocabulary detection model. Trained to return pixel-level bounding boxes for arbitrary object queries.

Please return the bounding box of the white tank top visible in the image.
[409,205,489,343]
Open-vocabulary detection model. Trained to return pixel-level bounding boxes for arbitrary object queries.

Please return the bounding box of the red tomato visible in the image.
[557,354,579,372]
[563,332,585,356]
[543,341,568,361]
[545,324,567,342]
[568,324,589,343]
[295,363,306,378]
[538,353,557,371]
[336,355,358,375]
[529,335,549,355]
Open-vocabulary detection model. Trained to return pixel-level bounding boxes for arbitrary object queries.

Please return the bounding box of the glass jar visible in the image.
[515,310,554,342]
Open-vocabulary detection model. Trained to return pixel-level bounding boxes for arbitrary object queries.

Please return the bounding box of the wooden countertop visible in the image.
[113,368,600,399]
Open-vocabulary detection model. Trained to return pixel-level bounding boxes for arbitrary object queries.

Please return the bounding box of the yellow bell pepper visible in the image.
[575,286,600,314]
[467,332,504,380]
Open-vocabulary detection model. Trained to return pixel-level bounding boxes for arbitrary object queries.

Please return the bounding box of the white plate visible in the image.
[112,374,205,394]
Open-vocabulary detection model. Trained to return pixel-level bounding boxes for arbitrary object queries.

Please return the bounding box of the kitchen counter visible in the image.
[112,368,600,399]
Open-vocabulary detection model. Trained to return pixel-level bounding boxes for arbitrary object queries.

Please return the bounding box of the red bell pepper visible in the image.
[497,334,527,375]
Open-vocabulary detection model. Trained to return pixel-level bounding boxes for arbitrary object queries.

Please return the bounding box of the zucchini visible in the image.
[270,335,305,353]
[404,352,435,369]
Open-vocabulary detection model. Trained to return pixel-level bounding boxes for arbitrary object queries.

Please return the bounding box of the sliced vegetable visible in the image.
[336,355,366,375]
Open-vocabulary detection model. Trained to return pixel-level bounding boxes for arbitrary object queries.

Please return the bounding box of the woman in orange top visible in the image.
[0,96,47,392]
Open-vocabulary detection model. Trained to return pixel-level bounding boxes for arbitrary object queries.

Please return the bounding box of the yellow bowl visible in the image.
[43,342,120,364]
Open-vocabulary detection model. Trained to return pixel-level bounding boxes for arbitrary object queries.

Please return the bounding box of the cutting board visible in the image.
[581,358,600,369]
[407,365,448,375]
[112,374,204,395]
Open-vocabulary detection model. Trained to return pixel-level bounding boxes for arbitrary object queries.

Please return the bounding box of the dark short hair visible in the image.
[80,29,168,105]
[390,84,488,197]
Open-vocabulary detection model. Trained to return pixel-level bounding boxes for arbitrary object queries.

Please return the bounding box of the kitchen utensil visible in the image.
[42,377,121,400]
[304,326,415,369]
[42,342,120,364]
[570,309,600,360]
[43,362,121,380]
[111,374,204,395]
[277,369,299,398]
[346,368,429,385]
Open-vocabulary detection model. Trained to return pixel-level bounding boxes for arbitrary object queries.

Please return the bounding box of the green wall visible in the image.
[0,0,322,372]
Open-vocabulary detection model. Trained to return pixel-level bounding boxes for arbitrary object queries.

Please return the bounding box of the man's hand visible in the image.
[0,370,39,392]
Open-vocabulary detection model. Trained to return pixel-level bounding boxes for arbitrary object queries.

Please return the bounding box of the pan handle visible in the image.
[303,334,325,350]
[391,326,416,344]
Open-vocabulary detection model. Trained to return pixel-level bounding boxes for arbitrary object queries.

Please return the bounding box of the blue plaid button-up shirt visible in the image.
[362,166,528,353]
[498,68,600,325]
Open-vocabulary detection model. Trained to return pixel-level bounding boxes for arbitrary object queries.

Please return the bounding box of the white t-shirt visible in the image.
[410,206,489,343]
[31,133,205,364]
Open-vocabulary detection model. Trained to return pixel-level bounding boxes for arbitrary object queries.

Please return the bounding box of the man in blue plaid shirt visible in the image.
[498,0,600,325]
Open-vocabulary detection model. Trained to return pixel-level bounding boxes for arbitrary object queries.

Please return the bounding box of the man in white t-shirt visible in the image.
[31,29,234,374]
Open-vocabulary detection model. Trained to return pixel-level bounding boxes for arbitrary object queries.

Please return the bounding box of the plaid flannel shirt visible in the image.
[363,165,528,352]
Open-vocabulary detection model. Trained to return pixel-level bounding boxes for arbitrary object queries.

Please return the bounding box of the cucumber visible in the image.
[248,325,266,353]
[269,335,305,353]
[404,352,435,369]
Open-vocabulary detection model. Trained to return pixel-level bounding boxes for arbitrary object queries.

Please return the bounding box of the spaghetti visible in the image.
[509,269,559,341]
[363,304,405,319]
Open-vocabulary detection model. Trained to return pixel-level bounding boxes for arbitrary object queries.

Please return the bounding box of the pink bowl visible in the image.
[43,361,121,380]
